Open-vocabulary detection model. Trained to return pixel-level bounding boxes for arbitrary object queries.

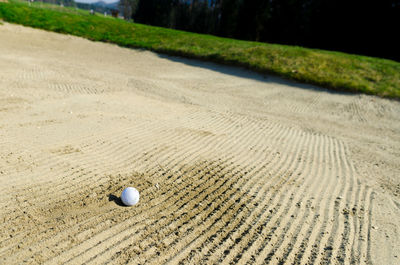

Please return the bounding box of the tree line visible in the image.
[119,0,399,61]
[39,0,75,7]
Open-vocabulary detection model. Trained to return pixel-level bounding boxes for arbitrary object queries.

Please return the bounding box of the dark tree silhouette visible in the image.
[126,0,400,61]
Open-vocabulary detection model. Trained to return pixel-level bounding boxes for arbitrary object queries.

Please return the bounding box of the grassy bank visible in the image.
[1,1,399,99]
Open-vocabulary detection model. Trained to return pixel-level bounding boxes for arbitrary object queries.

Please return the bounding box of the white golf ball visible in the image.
[121,187,140,206]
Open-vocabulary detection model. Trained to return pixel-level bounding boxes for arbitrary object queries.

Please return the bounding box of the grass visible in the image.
[1,0,399,99]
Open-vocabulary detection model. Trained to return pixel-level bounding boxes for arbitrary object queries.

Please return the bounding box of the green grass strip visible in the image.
[1,1,399,99]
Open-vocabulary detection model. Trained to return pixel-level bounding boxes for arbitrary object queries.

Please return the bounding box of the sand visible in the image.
[0,22,399,264]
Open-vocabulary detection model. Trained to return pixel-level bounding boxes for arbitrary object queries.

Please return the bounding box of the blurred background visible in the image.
[27,0,400,61]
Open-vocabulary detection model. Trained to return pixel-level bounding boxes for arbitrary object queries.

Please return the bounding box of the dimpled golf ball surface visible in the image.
[121,187,140,206]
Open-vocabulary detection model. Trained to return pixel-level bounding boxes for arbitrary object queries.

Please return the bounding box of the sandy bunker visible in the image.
[0,22,400,264]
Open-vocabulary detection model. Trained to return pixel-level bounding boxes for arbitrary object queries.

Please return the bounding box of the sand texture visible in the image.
[0,23,399,264]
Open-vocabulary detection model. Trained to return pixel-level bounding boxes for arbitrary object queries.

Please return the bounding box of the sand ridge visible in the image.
[0,22,399,264]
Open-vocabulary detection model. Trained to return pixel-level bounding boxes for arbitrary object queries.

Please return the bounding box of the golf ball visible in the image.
[121,187,140,206]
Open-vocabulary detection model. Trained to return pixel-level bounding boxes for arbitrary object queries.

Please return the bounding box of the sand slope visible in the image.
[0,23,399,264]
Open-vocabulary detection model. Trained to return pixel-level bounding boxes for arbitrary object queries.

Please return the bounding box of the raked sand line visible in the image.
[157,127,306,262]
[9,119,296,262]
[15,113,272,262]
[2,130,222,260]
[0,108,224,197]
[46,115,282,262]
